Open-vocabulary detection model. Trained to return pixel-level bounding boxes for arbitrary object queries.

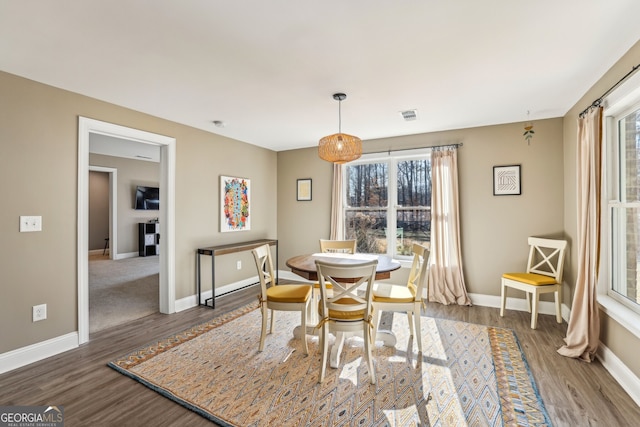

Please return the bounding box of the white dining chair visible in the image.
[319,239,357,254]
[500,237,568,329]
[315,259,378,384]
[371,243,430,353]
[252,244,312,354]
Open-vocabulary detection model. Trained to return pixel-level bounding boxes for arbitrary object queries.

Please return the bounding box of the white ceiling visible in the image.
[89,133,160,162]
[2,1,640,152]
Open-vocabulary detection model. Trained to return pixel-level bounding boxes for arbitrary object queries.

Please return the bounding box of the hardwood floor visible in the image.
[1,286,638,426]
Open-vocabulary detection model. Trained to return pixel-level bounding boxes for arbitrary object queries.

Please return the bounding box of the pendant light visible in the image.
[318,93,362,164]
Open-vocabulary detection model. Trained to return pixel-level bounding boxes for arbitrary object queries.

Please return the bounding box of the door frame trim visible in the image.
[78,117,176,344]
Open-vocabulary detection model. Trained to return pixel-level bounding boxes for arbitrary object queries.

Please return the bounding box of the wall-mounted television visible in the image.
[135,186,160,210]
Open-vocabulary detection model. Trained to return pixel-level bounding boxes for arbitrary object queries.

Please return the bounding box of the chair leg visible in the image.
[530,290,539,329]
[364,324,376,384]
[413,303,422,353]
[554,288,562,323]
[525,291,532,313]
[371,307,380,345]
[259,305,268,352]
[407,311,414,337]
[300,305,309,355]
[269,309,275,334]
[500,282,507,317]
[306,294,316,325]
[319,326,329,383]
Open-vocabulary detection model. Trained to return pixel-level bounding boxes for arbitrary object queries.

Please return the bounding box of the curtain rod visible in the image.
[366,142,463,155]
[579,63,640,118]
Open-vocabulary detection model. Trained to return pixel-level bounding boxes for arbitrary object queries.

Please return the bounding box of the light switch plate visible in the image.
[20,216,42,232]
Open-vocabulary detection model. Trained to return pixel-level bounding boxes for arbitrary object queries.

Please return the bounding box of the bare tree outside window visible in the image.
[345,156,431,257]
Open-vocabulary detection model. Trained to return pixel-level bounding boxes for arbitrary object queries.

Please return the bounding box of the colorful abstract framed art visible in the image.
[220,175,250,232]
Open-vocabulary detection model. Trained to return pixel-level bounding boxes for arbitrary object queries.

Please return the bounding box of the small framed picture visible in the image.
[297,178,312,201]
[493,165,521,196]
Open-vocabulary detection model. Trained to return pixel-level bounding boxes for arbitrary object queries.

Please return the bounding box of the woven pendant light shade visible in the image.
[318,93,362,164]
[318,133,362,164]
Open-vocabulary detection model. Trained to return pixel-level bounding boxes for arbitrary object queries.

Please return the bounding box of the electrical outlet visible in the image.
[20,216,42,232]
[236,260,242,270]
[33,304,47,322]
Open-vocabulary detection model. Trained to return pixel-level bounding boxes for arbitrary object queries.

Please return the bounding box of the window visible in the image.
[608,102,640,313]
[343,150,431,258]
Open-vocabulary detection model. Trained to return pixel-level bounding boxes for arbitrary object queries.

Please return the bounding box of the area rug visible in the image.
[108,303,551,426]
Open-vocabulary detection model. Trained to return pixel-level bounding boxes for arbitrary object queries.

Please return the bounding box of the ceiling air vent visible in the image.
[400,109,418,121]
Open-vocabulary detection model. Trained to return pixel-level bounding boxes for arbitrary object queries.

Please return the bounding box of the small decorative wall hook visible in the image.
[523,111,534,145]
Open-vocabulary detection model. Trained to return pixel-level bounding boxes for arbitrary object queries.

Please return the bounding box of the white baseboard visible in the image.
[468,292,571,321]
[597,342,640,407]
[115,251,139,260]
[175,275,263,312]
[87,251,144,259]
[278,270,315,283]
[0,332,78,375]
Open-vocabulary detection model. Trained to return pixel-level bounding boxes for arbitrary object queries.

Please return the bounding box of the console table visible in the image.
[196,239,278,308]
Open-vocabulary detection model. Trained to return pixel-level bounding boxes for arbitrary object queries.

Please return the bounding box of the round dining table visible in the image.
[286,252,401,281]
[286,252,402,368]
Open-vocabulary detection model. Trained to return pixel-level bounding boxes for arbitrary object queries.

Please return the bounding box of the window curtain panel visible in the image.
[558,107,602,362]
[330,163,344,240]
[428,148,471,305]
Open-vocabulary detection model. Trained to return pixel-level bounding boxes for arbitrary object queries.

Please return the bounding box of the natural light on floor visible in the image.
[333,319,467,425]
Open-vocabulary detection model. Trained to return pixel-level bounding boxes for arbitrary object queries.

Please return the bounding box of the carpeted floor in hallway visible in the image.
[89,254,159,333]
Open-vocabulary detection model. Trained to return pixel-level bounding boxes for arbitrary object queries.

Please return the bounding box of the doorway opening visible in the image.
[78,117,176,344]
[88,163,161,333]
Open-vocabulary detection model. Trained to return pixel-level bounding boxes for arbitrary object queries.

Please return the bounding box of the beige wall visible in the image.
[277,148,334,266]
[278,118,565,297]
[89,153,160,254]
[88,171,109,251]
[562,39,640,377]
[0,71,277,353]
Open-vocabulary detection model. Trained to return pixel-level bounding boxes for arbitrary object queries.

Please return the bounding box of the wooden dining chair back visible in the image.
[252,243,312,354]
[500,237,568,329]
[315,259,378,384]
[319,239,357,254]
[371,243,430,353]
[313,239,357,304]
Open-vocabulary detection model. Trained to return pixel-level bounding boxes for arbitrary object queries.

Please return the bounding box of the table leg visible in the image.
[196,251,201,306]
[330,332,347,368]
[211,254,215,308]
[376,330,397,347]
[329,329,396,368]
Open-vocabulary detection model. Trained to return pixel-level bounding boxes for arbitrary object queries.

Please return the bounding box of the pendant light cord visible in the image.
[338,98,342,134]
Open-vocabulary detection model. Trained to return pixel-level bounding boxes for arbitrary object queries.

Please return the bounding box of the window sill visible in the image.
[397,259,413,269]
[598,294,640,340]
